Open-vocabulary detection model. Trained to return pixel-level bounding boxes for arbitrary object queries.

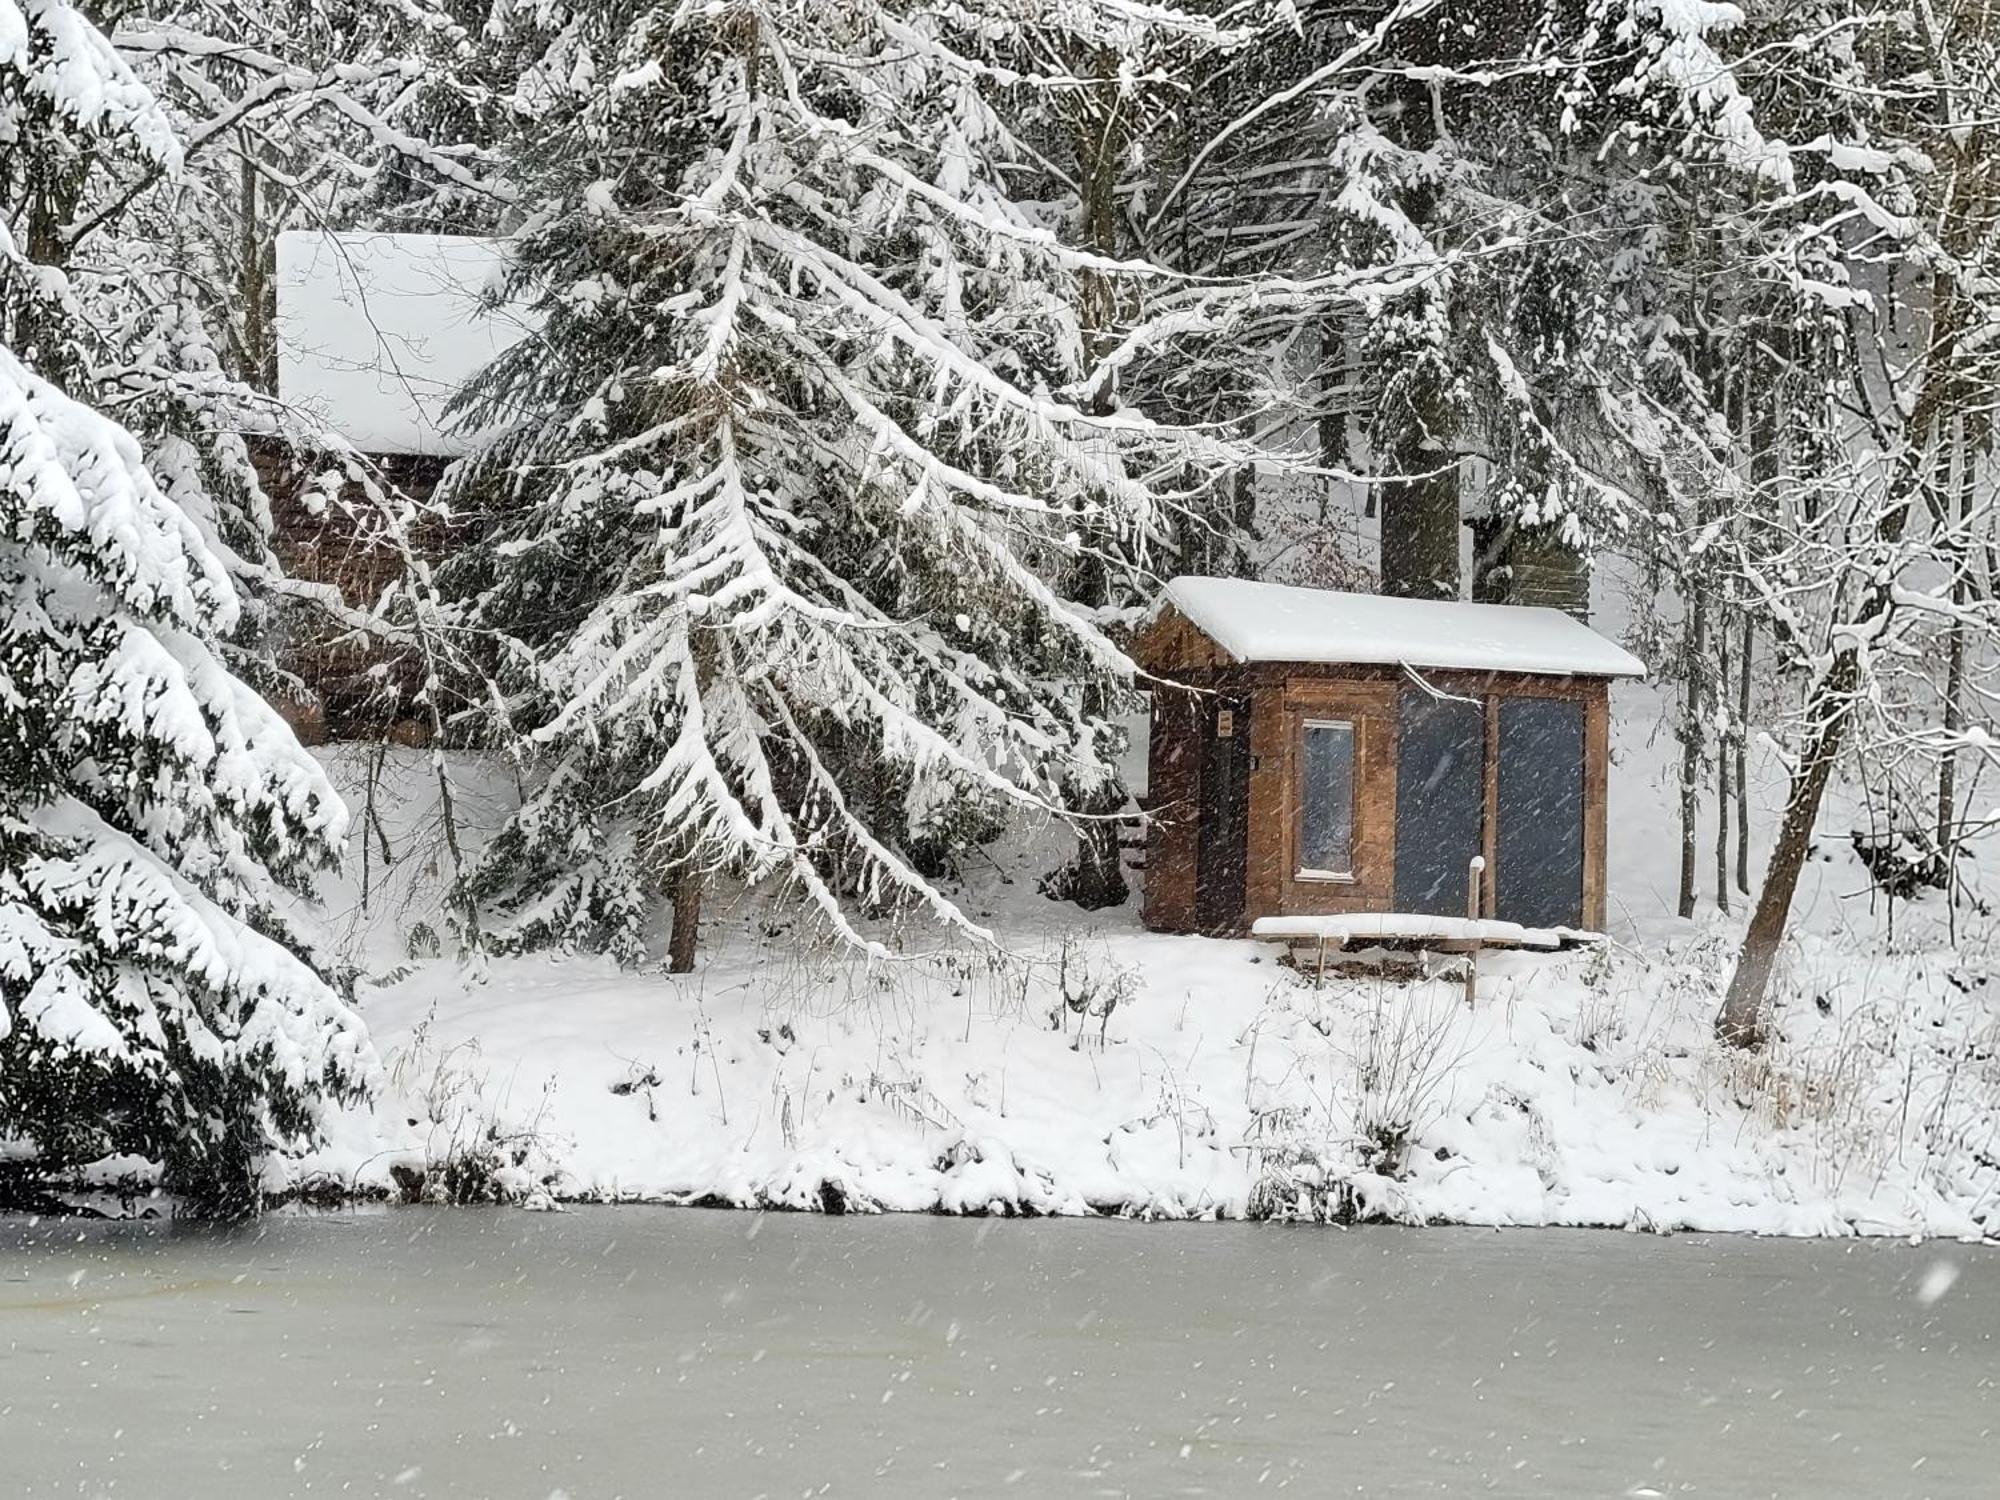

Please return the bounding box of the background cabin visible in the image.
[258,231,535,740]
[1137,578,1646,938]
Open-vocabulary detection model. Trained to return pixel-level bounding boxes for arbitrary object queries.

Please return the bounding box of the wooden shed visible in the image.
[263,230,532,742]
[1136,578,1646,940]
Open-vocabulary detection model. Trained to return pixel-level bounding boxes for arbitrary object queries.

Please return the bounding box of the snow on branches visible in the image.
[0,341,373,1204]
[446,0,1261,957]
[0,0,373,1210]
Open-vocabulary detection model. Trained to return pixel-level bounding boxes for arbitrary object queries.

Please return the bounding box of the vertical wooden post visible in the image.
[1583,684,1611,931]
[1464,854,1485,1008]
[1481,693,1500,918]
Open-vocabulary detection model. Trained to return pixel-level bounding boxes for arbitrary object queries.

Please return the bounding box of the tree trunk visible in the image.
[1935,419,1975,859]
[1376,76,1459,601]
[20,110,85,387]
[1048,50,1133,913]
[1717,653,1857,1046]
[1937,607,1965,862]
[1062,545,1130,911]
[1735,618,1752,895]
[1067,778,1130,911]
[667,868,702,974]
[1317,319,1347,522]
[1716,616,1731,915]
[1737,358,1782,901]
[1677,584,1706,919]
[237,135,271,391]
[1384,376,1464,600]
[1230,460,1257,578]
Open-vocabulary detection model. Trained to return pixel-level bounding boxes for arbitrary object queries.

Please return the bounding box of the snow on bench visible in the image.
[1249,914,1595,951]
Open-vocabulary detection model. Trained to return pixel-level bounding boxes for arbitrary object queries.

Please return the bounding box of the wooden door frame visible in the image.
[1484,680,1608,929]
[1193,690,1253,933]
[1267,677,1398,916]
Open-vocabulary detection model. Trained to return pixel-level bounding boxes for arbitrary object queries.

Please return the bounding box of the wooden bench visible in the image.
[1250,914,1604,995]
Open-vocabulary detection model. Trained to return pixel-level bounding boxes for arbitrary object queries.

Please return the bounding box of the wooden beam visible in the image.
[1584,681,1611,930]
[1481,692,1500,919]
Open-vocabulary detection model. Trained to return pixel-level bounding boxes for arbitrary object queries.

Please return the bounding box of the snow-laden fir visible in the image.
[0,0,372,1212]
[437,0,1287,960]
[0,350,372,1206]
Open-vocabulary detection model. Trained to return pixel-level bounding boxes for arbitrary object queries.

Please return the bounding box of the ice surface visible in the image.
[2,1213,1993,1498]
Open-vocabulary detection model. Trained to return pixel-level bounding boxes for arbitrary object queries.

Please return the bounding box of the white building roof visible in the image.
[275,231,538,456]
[1155,577,1646,678]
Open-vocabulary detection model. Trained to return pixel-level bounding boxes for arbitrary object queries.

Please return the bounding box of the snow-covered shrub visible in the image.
[1242,1103,1345,1223]
[1051,932,1138,1050]
[385,1020,560,1207]
[1568,942,1629,1053]
[1349,985,1468,1179]
[1240,978,1471,1221]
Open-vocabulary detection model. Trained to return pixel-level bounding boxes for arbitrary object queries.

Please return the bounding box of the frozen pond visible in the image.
[0,1211,1992,1498]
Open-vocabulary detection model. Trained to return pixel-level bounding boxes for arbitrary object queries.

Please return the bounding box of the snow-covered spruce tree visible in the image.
[0,0,372,1213]
[446,0,1257,965]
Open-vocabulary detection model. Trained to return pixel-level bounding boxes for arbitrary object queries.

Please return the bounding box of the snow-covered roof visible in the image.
[1155,577,1646,679]
[275,231,538,456]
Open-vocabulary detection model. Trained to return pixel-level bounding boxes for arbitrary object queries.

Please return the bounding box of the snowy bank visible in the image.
[298,903,2000,1237]
[270,734,2000,1239]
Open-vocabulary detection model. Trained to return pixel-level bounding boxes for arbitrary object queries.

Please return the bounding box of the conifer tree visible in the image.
[0,0,372,1212]
[446,0,1258,962]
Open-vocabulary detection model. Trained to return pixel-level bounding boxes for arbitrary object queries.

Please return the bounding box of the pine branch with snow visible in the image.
[0,0,375,1212]
[442,0,1268,960]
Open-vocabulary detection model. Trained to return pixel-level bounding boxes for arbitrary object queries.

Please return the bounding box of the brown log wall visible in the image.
[251,441,452,743]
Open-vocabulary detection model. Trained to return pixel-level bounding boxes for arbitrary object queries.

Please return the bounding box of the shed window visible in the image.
[1298,720,1357,878]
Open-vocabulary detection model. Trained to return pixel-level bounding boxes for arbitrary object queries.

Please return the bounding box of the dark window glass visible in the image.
[1496,697,1586,928]
[1395,690,1485,915]
[1299,720,1356,876]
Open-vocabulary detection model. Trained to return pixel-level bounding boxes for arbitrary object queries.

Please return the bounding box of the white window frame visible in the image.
[1296,716,1358,882]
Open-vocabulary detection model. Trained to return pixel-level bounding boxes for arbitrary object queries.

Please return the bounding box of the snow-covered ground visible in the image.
[287,690,2000,1238]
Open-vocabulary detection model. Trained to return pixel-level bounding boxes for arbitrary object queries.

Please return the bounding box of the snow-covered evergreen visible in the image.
[444,0,1262,959]
[0,0,371,1212]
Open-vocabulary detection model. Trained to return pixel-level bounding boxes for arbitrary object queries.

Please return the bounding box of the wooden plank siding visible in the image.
[251,439,454,744]
[1134,607,1236,676]
[1243,682,1284,922]
[1262,677,1397,919]
[1584,682,1610,930]
[1141,682,1204,932]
